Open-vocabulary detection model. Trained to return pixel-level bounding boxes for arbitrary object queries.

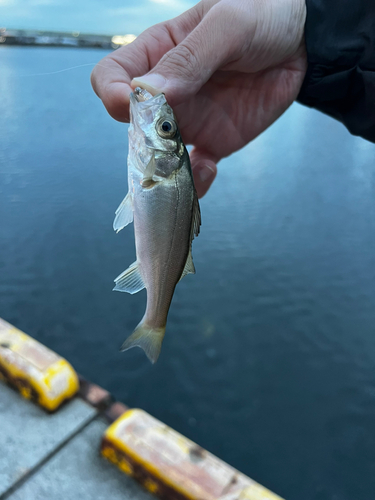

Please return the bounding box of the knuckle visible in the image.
[161,43,200,80]
[212,1,255,35]
[175,43,198,69]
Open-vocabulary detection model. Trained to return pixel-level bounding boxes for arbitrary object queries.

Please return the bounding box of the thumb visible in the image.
[189,148,217,199]
[131,5,239,105]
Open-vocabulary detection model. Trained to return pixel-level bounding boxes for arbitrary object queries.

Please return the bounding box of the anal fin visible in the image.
[113,261,145,294]
[179,248,195,281]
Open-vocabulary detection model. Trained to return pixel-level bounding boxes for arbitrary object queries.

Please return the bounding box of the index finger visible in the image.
[91,2,207,122]
[91,25,181,122]
[90,38,148,123]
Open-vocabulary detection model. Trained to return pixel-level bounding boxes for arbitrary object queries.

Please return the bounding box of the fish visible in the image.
[113,87,201,364]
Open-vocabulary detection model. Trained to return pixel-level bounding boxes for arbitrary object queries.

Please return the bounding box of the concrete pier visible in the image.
[0,318,283,500]
[0,383,152,500]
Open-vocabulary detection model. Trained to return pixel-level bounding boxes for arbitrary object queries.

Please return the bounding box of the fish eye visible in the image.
[162,121,172,132]
[157,118,177,138]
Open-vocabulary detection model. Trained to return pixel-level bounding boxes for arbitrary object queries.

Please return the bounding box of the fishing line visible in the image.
[16,62,112,77]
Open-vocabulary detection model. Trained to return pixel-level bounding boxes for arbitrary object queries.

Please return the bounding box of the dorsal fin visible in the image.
[191,192,201,241]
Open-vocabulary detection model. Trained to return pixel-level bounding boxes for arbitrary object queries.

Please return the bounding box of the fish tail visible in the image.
[120,322,166,364]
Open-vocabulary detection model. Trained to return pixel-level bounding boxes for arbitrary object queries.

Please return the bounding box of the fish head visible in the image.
[129,89,184,175]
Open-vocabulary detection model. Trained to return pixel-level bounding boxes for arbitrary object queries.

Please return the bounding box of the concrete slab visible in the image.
[7,418,154,500]
[0,383,97,496]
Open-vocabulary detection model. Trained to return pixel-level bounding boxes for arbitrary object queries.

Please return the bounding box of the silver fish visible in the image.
[113,87,201,363]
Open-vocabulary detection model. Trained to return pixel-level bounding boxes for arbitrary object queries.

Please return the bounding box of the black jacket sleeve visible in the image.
[297,0,375,143]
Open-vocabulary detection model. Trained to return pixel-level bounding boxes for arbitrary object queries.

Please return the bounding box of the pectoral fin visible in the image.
[113,261,145,294]
[113,192,133,233]
[141,152,157,188]
[144,152,156,178]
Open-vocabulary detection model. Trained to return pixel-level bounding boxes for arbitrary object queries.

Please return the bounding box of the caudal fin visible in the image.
[120,323,166,364]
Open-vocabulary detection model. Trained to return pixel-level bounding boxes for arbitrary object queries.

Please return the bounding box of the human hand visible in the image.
[91,0,307,198]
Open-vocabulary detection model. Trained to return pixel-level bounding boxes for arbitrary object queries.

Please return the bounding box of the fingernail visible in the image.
[132,74,167,94]
[197,164,216,183]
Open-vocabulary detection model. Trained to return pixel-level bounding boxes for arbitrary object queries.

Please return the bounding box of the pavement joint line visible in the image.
[0,412,100,500]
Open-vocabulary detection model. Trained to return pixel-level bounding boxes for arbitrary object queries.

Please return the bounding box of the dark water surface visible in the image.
[1,47,375,500]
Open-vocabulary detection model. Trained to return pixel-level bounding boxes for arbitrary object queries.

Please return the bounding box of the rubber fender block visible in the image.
[101,408,284,500]
[0,317,79,412]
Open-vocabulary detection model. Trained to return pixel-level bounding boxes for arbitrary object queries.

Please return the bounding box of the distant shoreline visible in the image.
[0,29,136,50]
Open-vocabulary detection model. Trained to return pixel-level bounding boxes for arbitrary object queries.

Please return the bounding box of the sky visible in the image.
[1,0,197,35]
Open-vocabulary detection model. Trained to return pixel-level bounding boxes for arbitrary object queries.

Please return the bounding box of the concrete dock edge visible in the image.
[0,317,284,500]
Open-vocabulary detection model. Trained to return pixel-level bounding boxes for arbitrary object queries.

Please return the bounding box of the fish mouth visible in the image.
[133,87,153,102]
[130,87,166,108]
[130,87,169,128]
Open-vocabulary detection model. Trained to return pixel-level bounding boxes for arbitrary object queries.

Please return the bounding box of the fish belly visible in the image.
[133,168,193,329]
